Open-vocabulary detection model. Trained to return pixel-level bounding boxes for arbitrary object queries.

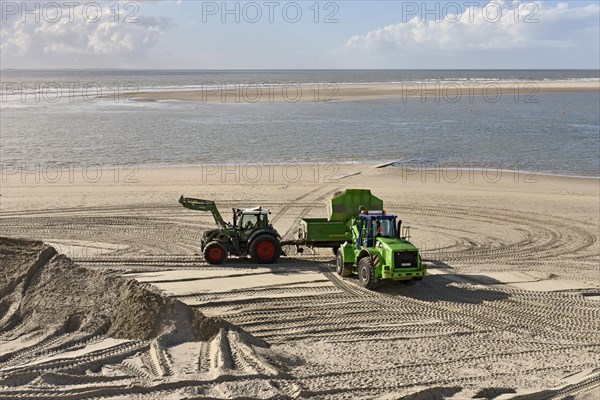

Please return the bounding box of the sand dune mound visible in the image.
[0,237,295,398]
[0,237,231,345]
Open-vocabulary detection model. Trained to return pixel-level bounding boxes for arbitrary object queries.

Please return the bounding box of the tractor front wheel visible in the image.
[204,241,228,265]
[358,257,380,290]
[250,235,281,264]
[336,249,353,277]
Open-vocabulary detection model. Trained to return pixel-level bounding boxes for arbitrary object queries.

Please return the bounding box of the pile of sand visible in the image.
[0,237,225,345]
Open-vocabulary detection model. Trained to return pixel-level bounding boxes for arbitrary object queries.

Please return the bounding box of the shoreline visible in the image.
[2,160,597,182]
[137,162,600,180]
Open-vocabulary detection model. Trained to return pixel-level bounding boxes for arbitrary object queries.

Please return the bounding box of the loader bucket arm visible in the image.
[179,195,229,228]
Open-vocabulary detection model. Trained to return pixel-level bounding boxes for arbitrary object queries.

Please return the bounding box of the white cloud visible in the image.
[0,1,174,67]
[340,1,600,68]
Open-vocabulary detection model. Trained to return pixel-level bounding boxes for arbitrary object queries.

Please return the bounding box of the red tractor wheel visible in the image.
[249,235,281,264]
[203,241,228,265]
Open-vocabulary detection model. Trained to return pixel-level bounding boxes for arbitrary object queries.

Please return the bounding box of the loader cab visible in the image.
[357,211,398,248]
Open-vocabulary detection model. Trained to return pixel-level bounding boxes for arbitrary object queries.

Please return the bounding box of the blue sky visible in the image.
[1,1,599,69]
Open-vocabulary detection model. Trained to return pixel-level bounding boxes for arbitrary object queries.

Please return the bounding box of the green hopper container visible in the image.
[327,189,383,222]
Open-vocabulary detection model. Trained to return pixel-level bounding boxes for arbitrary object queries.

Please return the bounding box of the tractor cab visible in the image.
[234,207,271,241]
[356,210,401,249]
[233,207,271,229]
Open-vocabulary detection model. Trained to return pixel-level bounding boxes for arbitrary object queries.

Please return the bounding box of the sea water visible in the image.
[1,69,598,177]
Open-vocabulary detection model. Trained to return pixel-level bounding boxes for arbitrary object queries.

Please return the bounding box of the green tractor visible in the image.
[334,191,427,289]
[179,196,282,265]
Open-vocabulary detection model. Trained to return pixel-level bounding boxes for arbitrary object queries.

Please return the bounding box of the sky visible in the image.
[1,0,599,69]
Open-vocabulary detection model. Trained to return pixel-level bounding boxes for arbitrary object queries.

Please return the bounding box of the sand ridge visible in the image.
[125,81,600,103]
[0,238,300,398]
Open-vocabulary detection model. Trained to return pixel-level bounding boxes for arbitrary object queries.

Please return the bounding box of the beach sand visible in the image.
[126,80,600,103]
[1,163,599,399]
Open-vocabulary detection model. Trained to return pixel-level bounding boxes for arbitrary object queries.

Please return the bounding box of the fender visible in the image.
[357,248,372,264]
[213,237,234,253]
[340,242,356,264]
[357,248,383,269]
[248,229,279,246]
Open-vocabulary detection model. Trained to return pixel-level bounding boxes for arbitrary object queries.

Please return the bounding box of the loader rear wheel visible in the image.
[336,249,352,277]
[358,257,380,290]
[204,242,228,265]
[250,235,281,264]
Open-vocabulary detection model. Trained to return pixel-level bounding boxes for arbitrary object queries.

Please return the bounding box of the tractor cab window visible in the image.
[361,217,396,247]
[259,213,269,227]
[240,214,259,231]
[372,218,395,238]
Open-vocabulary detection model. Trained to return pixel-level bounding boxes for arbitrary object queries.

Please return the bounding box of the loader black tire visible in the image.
[336,249,353,277]
[358,257,380,290]
[250,235,281,264]
[204,241,228,265]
